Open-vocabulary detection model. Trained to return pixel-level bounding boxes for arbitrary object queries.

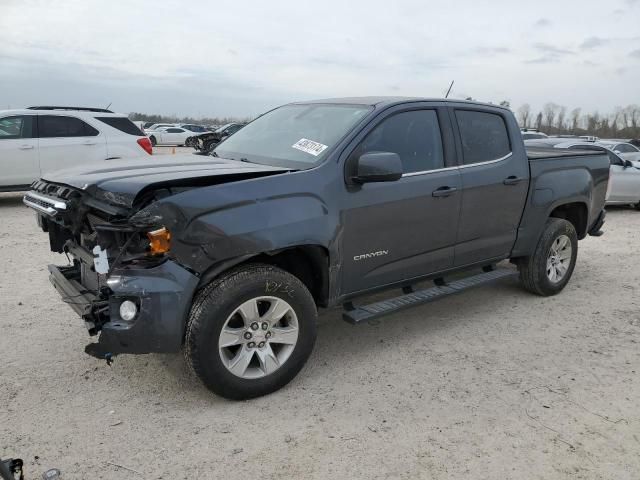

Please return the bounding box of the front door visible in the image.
[0,114,39,187]
[340,108,462,295]
[451,108,529,266]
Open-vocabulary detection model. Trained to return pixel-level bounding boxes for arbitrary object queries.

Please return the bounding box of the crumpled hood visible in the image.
[41,154,288,207]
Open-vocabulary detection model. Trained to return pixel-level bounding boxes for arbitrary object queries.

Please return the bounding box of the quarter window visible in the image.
[0,116,34,139]
[455,110,511,165]
[356,110,444,174]
[39,115,99,138]
[95,117,143,136]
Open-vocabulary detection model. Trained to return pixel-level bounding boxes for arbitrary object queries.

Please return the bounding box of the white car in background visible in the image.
[596,140,640,161]
[147,126,211,146]
[525,137,640,209]
[0,106,153,191]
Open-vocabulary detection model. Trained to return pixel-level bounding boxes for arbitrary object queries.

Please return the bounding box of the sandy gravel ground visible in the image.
[1,191,638,480]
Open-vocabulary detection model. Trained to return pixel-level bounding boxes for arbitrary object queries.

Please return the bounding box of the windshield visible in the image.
[214,104,372,168]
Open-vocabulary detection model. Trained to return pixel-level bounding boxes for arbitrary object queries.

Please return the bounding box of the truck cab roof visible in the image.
[291,96,511,111]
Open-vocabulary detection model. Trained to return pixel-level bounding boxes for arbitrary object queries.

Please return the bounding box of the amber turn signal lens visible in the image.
[147,227,171,255]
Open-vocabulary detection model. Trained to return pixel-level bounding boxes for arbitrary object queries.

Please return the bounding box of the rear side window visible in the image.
[455,110,511,165]
[356,110,444,174]
[0,116,34,139]
[165,128,183,133]
[95,117,143,136]
[38,115,99,138]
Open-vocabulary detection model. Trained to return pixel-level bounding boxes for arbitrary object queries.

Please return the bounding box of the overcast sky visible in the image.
[1,0,639,118]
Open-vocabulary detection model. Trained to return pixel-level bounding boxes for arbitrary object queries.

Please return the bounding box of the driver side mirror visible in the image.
[623,159,634,168]
[350,152,403,184]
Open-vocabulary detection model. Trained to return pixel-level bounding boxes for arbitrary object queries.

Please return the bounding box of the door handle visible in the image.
[19,144,34,150]
[83,141,97,146]
[503,176,525,185]
[432,186,458,197]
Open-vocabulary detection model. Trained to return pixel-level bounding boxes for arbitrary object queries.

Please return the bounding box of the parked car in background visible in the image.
[193,122,246,154]
[0,106,152,191]
[520,128,548,140]
[525,138,640,209]
[145,123,176,131]
[23,97,609,399]
[180,124,210,133]
[147,126,206,146]
[142,121,155,130]
[596,140,640,161]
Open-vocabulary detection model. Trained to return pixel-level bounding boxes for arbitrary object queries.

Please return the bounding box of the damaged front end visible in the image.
[23,180,199,360]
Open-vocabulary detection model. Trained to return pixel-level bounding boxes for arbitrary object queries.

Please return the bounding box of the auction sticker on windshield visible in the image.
[292,138,328,156]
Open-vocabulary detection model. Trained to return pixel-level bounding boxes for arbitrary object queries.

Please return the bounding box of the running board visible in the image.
[342,268,518,324]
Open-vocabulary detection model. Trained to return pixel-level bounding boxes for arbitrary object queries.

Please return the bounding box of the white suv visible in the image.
[0,106,153,191]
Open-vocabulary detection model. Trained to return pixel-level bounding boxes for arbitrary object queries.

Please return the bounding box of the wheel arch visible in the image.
[548,201,588,239]
[197,245,330,307]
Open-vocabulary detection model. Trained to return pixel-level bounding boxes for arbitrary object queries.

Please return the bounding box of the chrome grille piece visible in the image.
[23,191,68,217]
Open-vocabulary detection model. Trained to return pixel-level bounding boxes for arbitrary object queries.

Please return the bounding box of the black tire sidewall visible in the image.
[533,219,578,295]
[187,265,317,400]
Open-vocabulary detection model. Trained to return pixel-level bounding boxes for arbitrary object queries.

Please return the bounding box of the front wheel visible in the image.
[518,218,578,296]
[149,136,157,146]
[185,264,317,400]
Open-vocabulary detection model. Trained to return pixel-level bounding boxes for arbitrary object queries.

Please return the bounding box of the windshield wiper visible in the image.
[210,150,219,157]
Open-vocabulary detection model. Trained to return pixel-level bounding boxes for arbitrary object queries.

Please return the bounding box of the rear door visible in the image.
[340,106,462,294]
[37,115,108,174]
[0,114,39,186]
[451,107,529,266]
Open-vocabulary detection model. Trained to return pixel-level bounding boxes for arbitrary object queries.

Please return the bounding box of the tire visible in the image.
[185,264,317,400]
[149,136,157,147]
[518,218,578,296]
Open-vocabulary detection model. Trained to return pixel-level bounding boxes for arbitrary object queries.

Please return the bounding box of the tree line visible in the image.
[511,102,640,139]
[128,112,252,127]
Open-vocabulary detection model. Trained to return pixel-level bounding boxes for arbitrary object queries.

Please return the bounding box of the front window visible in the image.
[353,110,444,174]
[0,116,34,139]
[214,104,372,168]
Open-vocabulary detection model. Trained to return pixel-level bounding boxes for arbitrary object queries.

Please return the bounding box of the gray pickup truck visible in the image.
[23,97,609,399]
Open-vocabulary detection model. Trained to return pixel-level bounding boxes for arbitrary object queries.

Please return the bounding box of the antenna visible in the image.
[105,102,112,110]
[445,81,454,99]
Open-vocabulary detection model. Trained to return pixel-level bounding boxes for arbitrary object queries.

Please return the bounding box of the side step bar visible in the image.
[342,268,518,324]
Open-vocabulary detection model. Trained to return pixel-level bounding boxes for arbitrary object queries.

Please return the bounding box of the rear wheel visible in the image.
[518,218,578,296]
[185,264,317,400]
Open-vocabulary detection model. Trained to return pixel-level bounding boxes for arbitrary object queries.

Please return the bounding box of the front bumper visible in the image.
[49,260,199,358]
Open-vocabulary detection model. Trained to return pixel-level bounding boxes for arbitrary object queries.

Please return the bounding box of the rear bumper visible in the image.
[49,260,199,358]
